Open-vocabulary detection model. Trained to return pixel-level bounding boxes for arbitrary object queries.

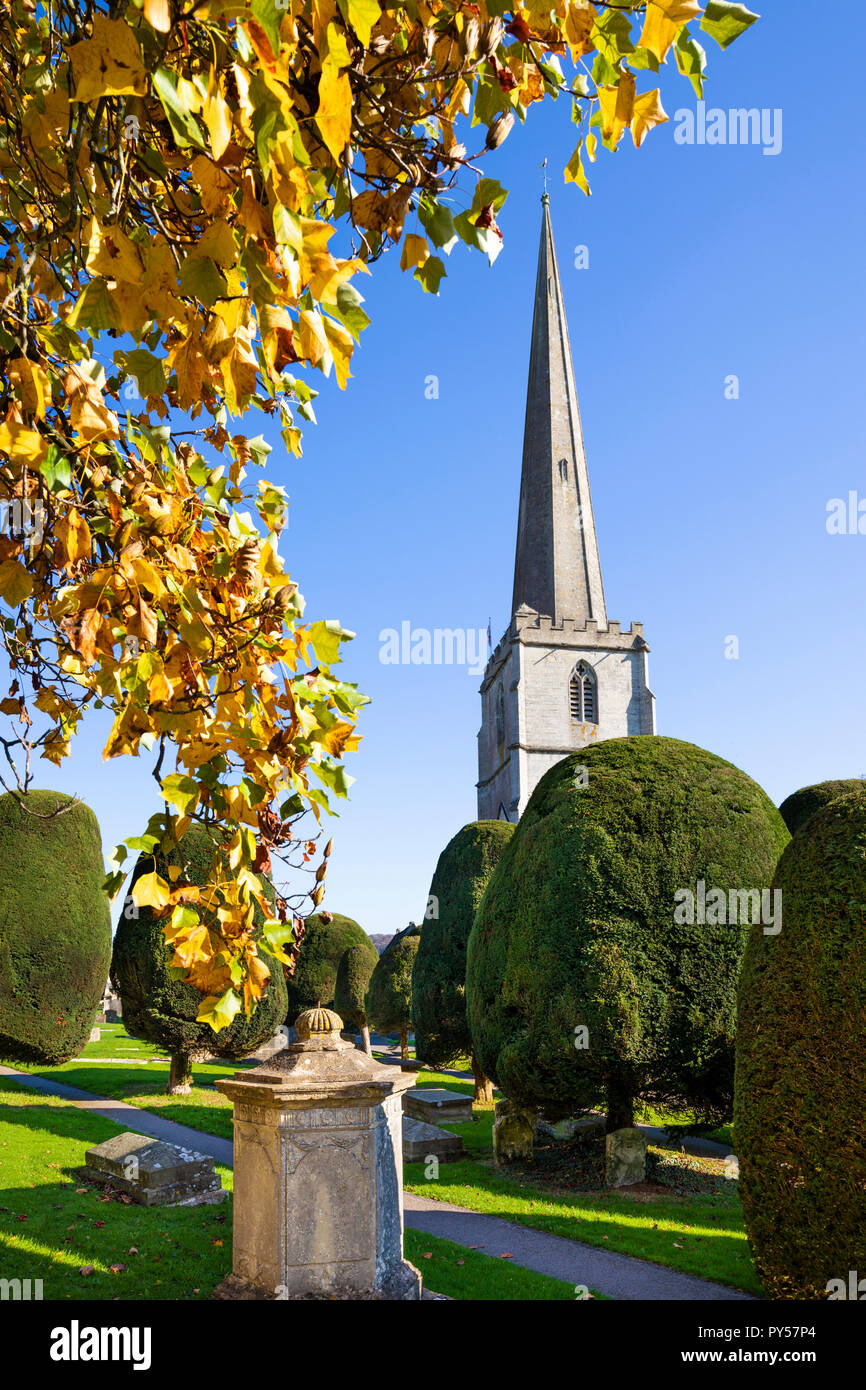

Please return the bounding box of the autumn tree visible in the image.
[0,1,756,1029]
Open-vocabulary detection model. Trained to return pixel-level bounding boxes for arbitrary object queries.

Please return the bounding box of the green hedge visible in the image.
[412,820,514,1067]
[0,791,111,1065]
[778,779,865,837]
[367,924,420,1036]
[736,791,866,1298]
[466,737,789,1130]
[285,911,375,1022]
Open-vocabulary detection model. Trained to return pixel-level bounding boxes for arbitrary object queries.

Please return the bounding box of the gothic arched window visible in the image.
[569,662,597,724]
[495,685,506,745]
[558,457,569,483]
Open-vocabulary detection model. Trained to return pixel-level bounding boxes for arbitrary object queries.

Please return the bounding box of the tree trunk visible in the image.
[167,1049,193,1095]
[359,1023,371,1055]
[605,1078,635,1133]
[471,1052,495,1104]
[400,1025,409,1060]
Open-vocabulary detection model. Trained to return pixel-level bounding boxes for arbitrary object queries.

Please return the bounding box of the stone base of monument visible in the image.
[402,1116,463,1163]
[212,1262,423,1301]
[605,1127,647,1186]
[403,1087,473,1125]
[492,1098,536,1164]
[78,1132,226,1207]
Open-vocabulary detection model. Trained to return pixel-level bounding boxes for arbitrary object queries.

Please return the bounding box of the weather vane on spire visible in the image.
[540,157,549,204]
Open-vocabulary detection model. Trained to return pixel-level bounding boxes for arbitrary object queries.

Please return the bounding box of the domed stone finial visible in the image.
[295,1005,343,1042]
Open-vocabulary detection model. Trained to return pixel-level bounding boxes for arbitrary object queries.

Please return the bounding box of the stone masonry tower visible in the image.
[477,195,656,822]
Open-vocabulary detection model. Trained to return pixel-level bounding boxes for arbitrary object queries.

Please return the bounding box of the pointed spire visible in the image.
[511,197,607,627]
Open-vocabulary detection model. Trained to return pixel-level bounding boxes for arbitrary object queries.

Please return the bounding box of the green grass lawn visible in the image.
[0,1081,233,1301]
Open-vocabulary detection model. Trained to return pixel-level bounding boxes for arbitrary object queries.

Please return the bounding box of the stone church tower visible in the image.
[477,195,656,823]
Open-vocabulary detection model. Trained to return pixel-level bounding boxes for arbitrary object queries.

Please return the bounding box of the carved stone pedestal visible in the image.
[214,1006,421,1300]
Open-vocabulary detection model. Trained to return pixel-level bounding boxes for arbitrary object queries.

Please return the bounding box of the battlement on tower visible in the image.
[514,610,649,651]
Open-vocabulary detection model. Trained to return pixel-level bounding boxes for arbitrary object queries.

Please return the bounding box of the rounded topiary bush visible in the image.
[334,940,379,1052]
[286,911,375,1023]
[736,792,866,1299]
[412,820,514,1099]
[778,779,865,837]
[111,828,287,1091]
[466,736,790,1132]
[367,923,420,1058]
[0,790,112,1065]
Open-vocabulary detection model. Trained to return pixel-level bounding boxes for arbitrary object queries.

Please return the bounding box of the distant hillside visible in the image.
[369,934,395,956]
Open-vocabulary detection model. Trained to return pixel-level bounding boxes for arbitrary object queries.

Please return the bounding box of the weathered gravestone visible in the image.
[214,1005,422,1300]
[79,1132,225,1207]
[403,1088,473,1125]
[492,1097,536,1164]
[402,1116,463,1163]
[605,1127,647,1187]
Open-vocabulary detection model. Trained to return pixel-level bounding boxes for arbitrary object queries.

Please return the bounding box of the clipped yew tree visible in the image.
[0,791,111,1065]
[736,792,866,1298]
[112,828,287,1093]
[286,912,376,1023]
[334,940,379,1053]
[367,924,421,1059]
[467,737,789,1143]
[778,779,865,837]
[413,821,514,1102]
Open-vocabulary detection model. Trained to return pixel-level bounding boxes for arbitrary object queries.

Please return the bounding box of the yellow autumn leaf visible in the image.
[345,0,381,46]
[564,1,597,59]
[203,88,233,161]
[564,144,591,196]
[69,15,147,101]
[298,308,329,367]
[0,559,33,606]
[8,357,50,419]
[0,421,47,466]
[323,315,353,389]
[131,870,171,910]
[598,72,636,147]
[631,89,669,148]
[316,59,352,162]
[55,508,91,571]
[639,0,702,64]
[144,0,172,32]
[400,235,430,272]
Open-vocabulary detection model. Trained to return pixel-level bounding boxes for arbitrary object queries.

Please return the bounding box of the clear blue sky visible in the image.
[9,3,865,936]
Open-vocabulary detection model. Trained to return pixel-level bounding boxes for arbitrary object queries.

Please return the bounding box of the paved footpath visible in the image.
[0,1064,751,1302]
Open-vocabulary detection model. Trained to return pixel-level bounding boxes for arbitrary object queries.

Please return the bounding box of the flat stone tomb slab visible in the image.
[403,1088,473,1125]
[402,1116,464,1163]
[79,1131,226,1207]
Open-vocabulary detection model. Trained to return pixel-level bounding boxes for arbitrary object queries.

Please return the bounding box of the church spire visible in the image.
[511,196,607,627]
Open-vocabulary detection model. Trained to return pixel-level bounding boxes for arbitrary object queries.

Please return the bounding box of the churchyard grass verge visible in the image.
[402,1230,596,1300]
[0,1082,232,1301]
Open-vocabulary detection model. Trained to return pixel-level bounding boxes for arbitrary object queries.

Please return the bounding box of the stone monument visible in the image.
[214,1005,422,1300]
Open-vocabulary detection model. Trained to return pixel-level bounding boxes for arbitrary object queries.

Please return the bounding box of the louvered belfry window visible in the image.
[570,662,597,723]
